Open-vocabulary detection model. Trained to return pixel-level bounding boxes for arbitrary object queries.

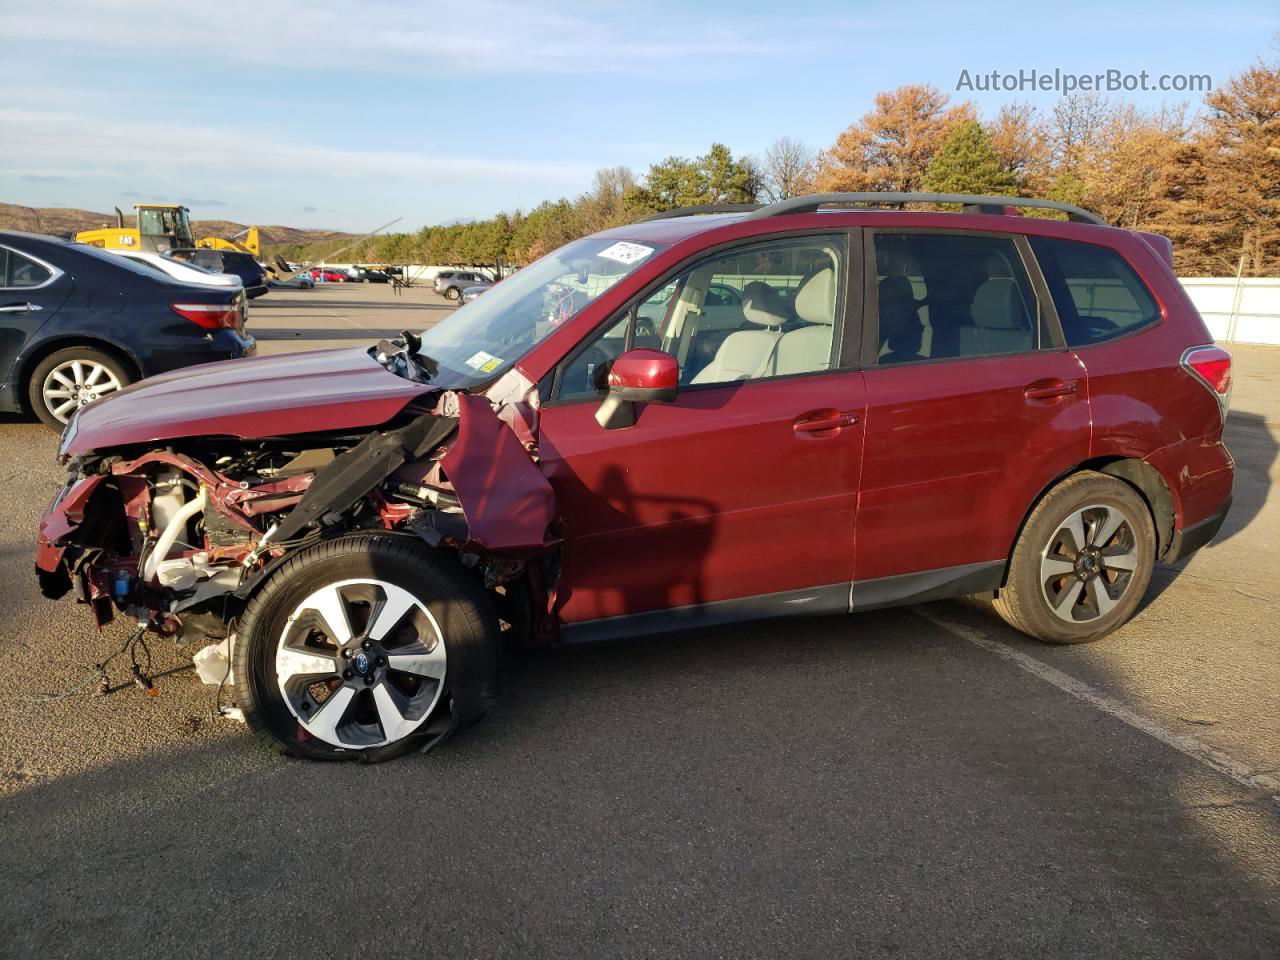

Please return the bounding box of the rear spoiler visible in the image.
[1134,231,1175,269]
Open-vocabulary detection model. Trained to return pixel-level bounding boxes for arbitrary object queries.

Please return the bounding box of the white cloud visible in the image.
[0,0,807,75]
[0,108,599,185]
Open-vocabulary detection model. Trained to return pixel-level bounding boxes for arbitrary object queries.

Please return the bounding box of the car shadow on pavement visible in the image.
[3,609,1278,959]
[1141,408,1275,610]
[1216,409,1276,545]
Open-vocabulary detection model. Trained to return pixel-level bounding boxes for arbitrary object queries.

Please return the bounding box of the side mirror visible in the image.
[595,348,678,429]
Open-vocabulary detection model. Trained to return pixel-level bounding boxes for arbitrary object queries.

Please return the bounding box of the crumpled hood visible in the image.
[64,347,434,453]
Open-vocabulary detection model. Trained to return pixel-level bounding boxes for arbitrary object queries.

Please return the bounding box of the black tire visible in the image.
[27,346,133,431]
[444,285,461,301]
[234,534,500,761]
[994,471,1156,644]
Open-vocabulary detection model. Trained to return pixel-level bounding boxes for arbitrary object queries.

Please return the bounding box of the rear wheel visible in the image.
[235,534,500,761]
[994,471,1156,644]
[445,286,461,301]
[28,346,132,430]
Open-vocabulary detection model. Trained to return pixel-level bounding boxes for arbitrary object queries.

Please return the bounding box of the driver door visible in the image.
[536,233,865,640]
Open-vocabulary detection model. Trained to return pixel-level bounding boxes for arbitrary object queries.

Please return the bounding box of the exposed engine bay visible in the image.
[34,352,559,652]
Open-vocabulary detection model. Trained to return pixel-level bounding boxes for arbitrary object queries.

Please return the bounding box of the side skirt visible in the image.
[557,560,1005,646]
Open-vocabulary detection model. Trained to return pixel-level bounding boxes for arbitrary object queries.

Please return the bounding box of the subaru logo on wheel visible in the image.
[353,652,370,675]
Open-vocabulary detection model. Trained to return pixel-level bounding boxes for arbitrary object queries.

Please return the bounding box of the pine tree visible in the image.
[922,120,1017,196]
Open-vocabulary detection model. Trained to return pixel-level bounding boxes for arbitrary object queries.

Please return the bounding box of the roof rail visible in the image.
[746,192,1107,226]
[641,203,763,222]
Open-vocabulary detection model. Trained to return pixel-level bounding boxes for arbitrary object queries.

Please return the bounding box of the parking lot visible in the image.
[1,284,1277,958]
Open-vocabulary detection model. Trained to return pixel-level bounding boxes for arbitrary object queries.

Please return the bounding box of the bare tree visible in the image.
[577,166,637,231]
[759,137,817,202]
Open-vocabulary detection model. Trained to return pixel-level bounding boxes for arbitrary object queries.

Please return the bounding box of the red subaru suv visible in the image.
[35,193,1234,761]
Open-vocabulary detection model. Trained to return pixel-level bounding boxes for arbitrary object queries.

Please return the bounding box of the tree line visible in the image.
[337,52,1278,277]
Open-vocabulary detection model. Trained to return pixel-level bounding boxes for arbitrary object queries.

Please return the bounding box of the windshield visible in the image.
[414,235,665,387]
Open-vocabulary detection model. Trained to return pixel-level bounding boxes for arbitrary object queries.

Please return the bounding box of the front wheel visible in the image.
[994,471,1156,644]
[234,534,500,761]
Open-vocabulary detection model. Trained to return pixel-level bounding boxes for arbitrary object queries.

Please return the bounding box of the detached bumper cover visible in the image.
[1164,495,1232,564]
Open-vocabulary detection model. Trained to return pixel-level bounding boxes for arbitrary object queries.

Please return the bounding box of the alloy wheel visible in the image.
[1039,503,1140,623]
[275,578,447,749]
[41,360,123,423]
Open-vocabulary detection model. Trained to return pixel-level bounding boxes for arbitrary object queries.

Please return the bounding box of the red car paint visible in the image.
[442,393,558,557]
[62,348,432,451]
[40,206,1233,642]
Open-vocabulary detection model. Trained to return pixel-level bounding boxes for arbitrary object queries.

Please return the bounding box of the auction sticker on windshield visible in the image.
[465,350,503,373]
[597,241,654,266]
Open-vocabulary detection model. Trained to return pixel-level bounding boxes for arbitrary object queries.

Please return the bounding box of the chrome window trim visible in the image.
[0,243,65,292]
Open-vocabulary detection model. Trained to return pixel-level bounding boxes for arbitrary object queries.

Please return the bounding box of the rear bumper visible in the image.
[141,329,256,377]
[1164,495,1232,564]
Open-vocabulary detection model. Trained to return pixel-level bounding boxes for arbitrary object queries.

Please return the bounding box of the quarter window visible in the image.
[872,233,1040,364]
[1029,236,1161,346]
[4,249,52,288]
[557,235,846,401]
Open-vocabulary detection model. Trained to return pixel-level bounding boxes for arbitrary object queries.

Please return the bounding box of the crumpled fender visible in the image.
[443,393,558,557]
[35,474,105,573]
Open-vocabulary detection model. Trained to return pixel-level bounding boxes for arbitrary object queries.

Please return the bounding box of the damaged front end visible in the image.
[35,382,559,650]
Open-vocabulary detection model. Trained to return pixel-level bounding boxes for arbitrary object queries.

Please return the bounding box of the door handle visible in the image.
[793,410,860,434]
[1024,378,1076,401]
[0,303,42,314]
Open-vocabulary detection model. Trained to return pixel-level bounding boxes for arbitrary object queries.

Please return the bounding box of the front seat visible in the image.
[877,275,923,364]
[959,278,1034,356]
[773,266,837,376]
[691,281,787,384]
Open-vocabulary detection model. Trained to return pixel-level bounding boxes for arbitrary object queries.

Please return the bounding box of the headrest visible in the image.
[741,281,789,327]
[794,267,836,325]
[877,275,922,353]
[878,275,917,317]
[971,278,1028,330]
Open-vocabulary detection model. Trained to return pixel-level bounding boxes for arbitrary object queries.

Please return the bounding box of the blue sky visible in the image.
[1,0,1275,232]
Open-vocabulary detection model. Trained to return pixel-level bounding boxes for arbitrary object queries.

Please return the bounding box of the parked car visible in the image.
[356,269,391,284]
[460,284,489,303]
[1,231,255,429]
[106,250,243,290]
[433,270,491,300]
[169,248,269,298]
[269,274,315,290]
[307,268,349,283]
[35,193,1232,762]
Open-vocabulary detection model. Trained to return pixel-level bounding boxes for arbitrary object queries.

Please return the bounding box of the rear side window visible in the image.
[1029,237,1161,346]
[872,233,1041,365]
[3,249,52,288]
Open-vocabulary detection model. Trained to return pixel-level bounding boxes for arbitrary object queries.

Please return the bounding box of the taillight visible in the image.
[1181,345,1232,418]
[171,302,239,330]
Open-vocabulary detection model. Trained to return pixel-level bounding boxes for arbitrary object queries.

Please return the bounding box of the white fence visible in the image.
[1180,277,1280,346]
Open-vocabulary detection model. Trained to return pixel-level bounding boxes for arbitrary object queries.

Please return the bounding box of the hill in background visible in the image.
[0,203,355,262]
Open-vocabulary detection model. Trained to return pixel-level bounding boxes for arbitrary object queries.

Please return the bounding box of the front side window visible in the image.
[557,235,846,401]
[414,235,666,389]
[873,233,1040,365]
[1030,236,1161,346]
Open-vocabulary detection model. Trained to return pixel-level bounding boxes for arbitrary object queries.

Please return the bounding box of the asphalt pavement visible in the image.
[1,285,1276,959]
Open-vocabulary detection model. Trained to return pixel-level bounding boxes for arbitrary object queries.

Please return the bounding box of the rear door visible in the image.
[854,229,1091,598]
[0,244,71,393]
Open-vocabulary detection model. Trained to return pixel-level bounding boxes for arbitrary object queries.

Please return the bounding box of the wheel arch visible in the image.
[16,337,143,413]
[1002,456,1177,583]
